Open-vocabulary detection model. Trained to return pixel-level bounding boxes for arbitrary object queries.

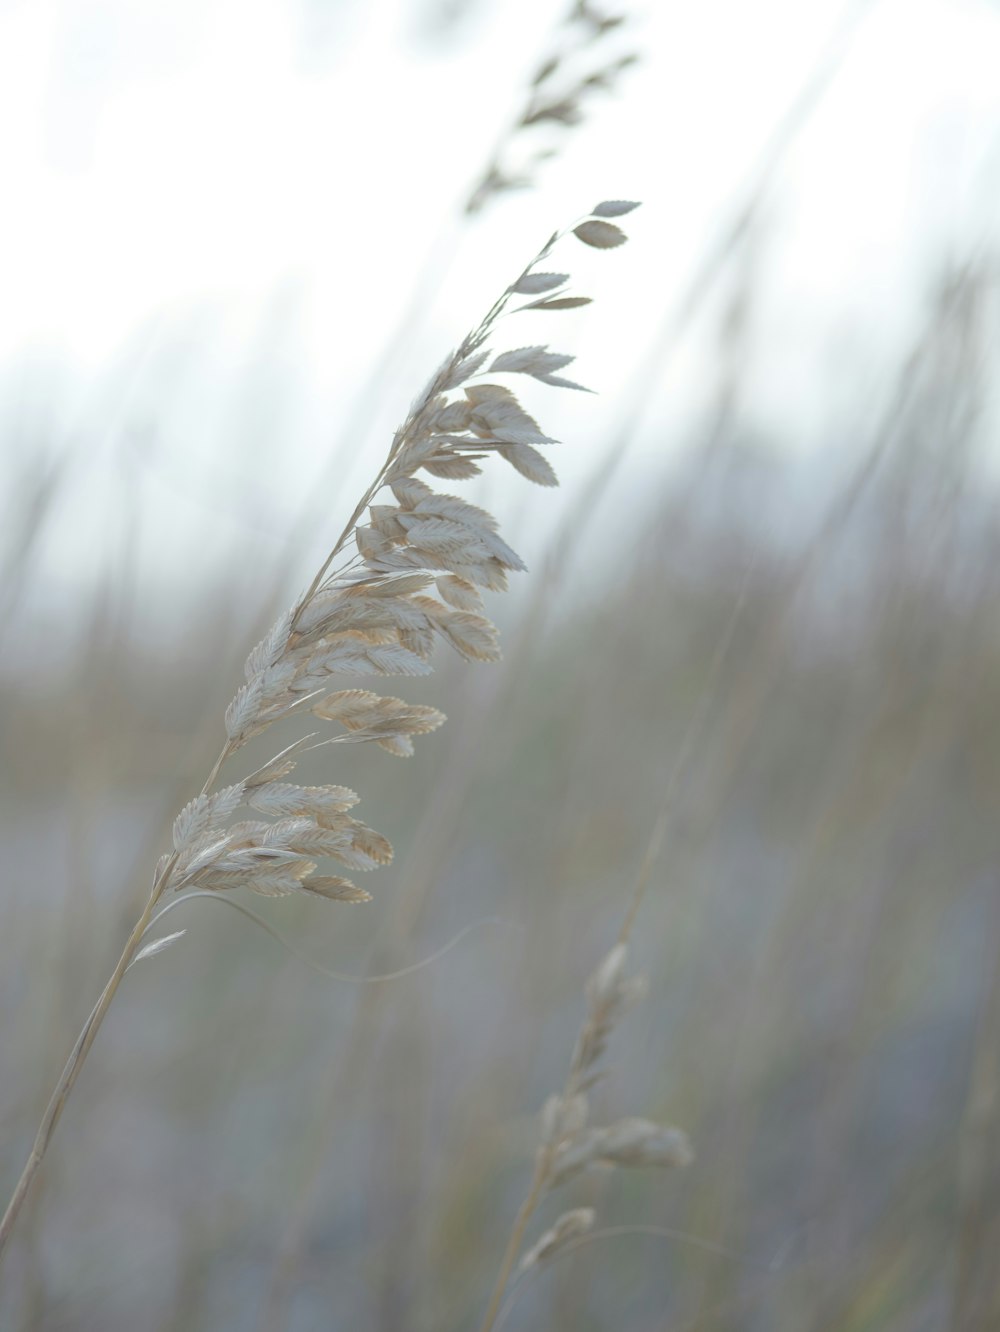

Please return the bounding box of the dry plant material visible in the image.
[162,199,641,912]
[478,938,691,1331]
[0,202,639,1261]
[518,1207,595,1272]
[467,1,637,213]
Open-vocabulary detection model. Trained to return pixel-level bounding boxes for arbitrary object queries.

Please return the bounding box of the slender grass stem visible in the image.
[479,1162,549,1332]
[0,884,162,1260]
[0,739,232,1264]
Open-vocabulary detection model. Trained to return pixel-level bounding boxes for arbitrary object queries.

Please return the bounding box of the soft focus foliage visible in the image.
[3,1,1000,1330]
[5,285,1000,1324]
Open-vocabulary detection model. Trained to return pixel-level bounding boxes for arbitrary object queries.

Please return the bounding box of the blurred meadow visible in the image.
[4,0,1000,1329]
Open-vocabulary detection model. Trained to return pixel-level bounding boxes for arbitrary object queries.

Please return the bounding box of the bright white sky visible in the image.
[2,0,999,628]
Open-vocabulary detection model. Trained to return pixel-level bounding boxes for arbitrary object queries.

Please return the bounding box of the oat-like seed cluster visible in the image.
[479,936,691,1332]
[161,203,642,910]
[0,201,642,1267]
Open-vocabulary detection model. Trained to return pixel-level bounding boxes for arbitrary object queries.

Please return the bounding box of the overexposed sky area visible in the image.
[2,0,1000,628]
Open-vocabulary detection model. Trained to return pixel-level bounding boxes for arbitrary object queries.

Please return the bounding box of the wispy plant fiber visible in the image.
[0,201,639,1263]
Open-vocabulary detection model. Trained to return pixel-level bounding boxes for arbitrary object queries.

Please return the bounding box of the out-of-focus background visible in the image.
[3,1,1000,1328]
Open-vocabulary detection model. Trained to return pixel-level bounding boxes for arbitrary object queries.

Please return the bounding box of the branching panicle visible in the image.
[157,204,640,911]
[467,3,637,214]
[478,935,690,1332]
[0,203,639,1263]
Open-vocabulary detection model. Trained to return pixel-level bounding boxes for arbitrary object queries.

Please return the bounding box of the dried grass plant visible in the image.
[466,0,636,214]
[474,547,751,1332]
[477,925,692,1332]
[0,201,640,1262]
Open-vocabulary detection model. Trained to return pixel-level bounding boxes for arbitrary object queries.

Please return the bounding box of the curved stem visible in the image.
[0,883,164,1262]
[294,466,395,623]
[479,1161,548,1332]
[0,740,231,1264]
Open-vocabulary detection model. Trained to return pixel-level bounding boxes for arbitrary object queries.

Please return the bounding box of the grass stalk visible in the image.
[0,875,165,1257]
[0,204,636,1269]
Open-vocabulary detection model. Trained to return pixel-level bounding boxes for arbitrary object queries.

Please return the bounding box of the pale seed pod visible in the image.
[519,1208,596,1272]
